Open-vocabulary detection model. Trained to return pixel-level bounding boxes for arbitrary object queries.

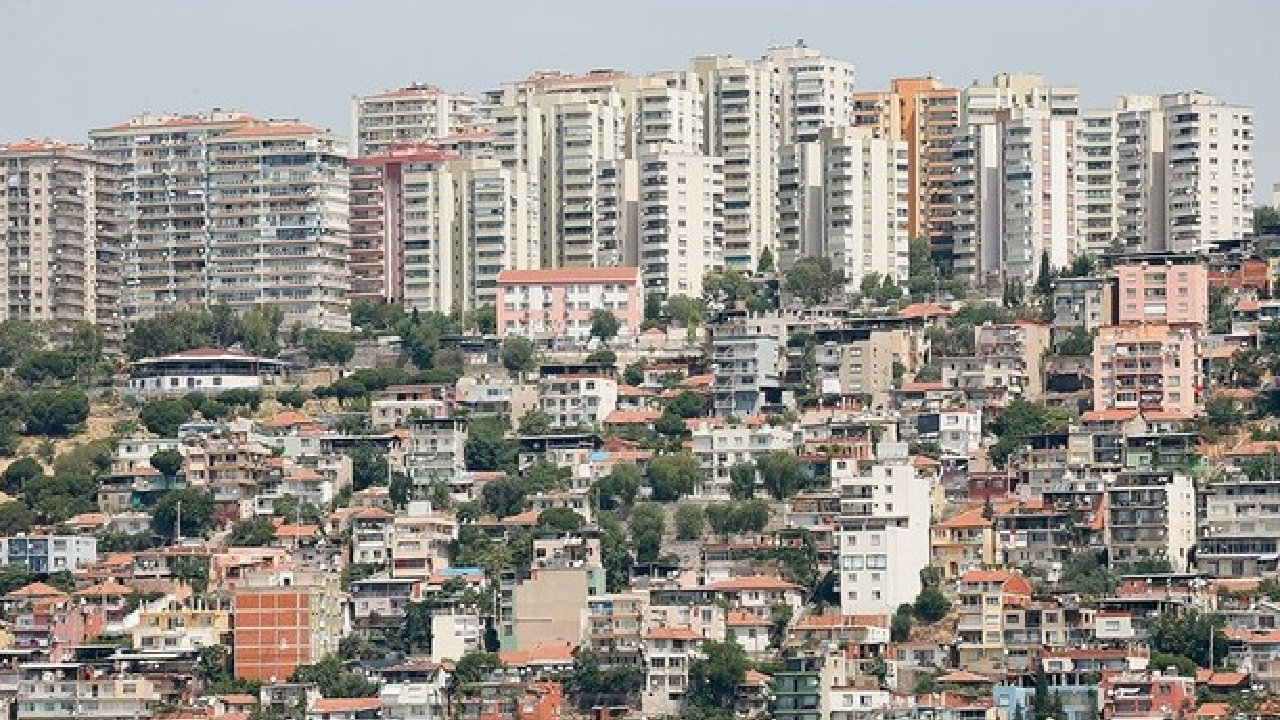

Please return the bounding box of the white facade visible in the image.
[0,535,98,573]
[430,610,484,662]
[778,126,910,292]
[126,349,289,396]
[1116,94,1166,252]
[835,443,932,615]
[764,43,856,145]
[693,55,778,270]
[601,143,724,299]
[1076,108,1120,253]
[1000,108,1077,283]
[1162,92,1254,250]
[690,422,802,498]
[351,84,479,157]
[539,373,619,430]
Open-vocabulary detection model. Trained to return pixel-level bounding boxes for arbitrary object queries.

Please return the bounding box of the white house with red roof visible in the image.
[126,348,290,395]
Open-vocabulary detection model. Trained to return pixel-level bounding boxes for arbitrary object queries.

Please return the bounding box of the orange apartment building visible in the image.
[231,568,344,682]
[852,77,961,254]
[1093,324,1200,417]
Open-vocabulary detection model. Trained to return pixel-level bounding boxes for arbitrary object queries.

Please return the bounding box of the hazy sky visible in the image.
[3,0,1277,193]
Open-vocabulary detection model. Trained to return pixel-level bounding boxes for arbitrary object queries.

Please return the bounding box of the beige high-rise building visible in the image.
[852,77,960,256]
[962,72,1079,125]
[1076,108,1121,253]
[91,112,350,331]
[350,84,479,158]
[1116,95,1166,252]
[0,140,122,343]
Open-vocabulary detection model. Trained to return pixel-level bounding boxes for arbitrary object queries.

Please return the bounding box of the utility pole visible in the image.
[175,500,182,543]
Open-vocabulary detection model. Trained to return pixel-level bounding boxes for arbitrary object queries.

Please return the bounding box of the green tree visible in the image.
[0,502,35,534]
[1059,550,1118,597]
[276,389,309,409]
[1054,328,1096,356]
[647,452,702,502]
[1035,251,1055,296]
[500,337,537,376]
[703,269,756,305]
[1061,253,1099,279]
[228,517,278,547]
[665,295,707,338]
[389,471,413,510]
[757,247,775,273]
[517,409,552,436]
[139,398,194,438]
[0,319,45,368]
[290,654,379,698]
[1150,610,1228,668]
[471,305,497,334]
[24,389,89,436]
[1,458,44,494]
[302,330,356,366]
[987,399,1071,468]
[403,600,434,655]
[350,445,389,491]
[452,651,503,685]
[584,349,617,366]
[674,503,705,540]
[913,586,951,622]
[654,409,689,439]
[891,603,914,642]
[149,449,183,478]
[480,476,526,518]
[16,350,80,386]
[0,565,34,595]
[589,310,621,344]
[623,360,646,387]
[152,488,216,539]
[629,502,666,563]
[728,462,756,500]
[906,237,940,300]
[666,390,705,419]
[757,451,805,500]
[536,507,585,532]
[594,464,642,512]
[786,256,845,306]
[687,640,749,711]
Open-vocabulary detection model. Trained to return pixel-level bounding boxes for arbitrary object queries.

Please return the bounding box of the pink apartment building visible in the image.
[496,267,642,342]
[1093,323,1200,417]
[1115,258,1208,327]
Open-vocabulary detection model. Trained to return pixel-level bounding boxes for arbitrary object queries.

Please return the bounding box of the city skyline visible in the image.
[3,0,1277,193]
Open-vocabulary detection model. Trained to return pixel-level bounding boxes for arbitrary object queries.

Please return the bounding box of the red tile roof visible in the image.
[496,267,639,285]
[8,582,68,598]
[645,628,706,640]
[604,409,662,425]
[311,698,381,712]
[936,507,991,530]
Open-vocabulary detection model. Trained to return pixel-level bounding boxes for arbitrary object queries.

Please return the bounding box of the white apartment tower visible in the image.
[629,72,705,151]
[779,127,910,293]
[0,141,121,342]
[90,111,350,330]
[1076,108,1120,253]
[835,442,932,616]
[1116,95,1166,252]
[600,143,724,299]
[694,55,778,271]
[351,84,480,157]
[1000,108,1077,283]
[1162,92,1254,251]
[764,42,856,145]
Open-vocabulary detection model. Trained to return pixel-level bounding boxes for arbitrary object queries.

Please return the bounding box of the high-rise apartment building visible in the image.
[232,567,344,682]
[350,144,538,313]
[1162,92,1254,250]
[1116,95,1166,252]
[206,122,350,330]
[350,83,479,158]
[779,127,909,292]
[1076,108,1121,253]
[600,143,723,299]
[764,42,856,145]
[90,111,350,330]
[962,72,1079,125]
[0,140,121,342]
[694,55,778,271]
[852,77,961,252]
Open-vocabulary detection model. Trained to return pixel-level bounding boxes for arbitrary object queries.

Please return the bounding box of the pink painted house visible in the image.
[496,267,642,342]
[1115,258,1208,327]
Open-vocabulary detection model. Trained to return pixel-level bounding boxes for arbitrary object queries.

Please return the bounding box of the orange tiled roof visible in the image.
[499,641,575,666]
[727,612,771,626]
[604,408,661,425]
[1080,409,1140,422]
[936,507,991,530]
[311,698,381,712]
[261,411,313,428]
[8,582,68,598]
[497,267,638,284]
[645,628,705,640]
[898,303,957,319]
